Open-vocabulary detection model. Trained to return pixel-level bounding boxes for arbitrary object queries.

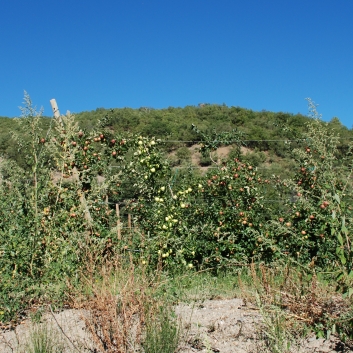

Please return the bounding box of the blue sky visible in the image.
[1,0,352,128]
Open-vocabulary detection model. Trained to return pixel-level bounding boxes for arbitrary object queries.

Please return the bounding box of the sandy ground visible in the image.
[1,298,351,353]
[176,298,350,353]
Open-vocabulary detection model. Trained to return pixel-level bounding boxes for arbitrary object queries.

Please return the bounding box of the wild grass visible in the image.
[26,323,64,353]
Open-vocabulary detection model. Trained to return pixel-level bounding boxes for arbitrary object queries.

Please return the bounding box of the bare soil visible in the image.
[1,299,351,353]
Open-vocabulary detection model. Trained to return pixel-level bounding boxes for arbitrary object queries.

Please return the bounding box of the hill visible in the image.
[0,104,352,174]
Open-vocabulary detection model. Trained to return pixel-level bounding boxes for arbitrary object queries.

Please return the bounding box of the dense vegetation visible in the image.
[0,95,352,346]
[1,103,352,172]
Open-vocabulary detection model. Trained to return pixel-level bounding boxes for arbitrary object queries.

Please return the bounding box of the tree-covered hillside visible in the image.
[0,104,352,172]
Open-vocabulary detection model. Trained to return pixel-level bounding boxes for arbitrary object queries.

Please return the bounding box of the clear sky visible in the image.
[1,0,352,128]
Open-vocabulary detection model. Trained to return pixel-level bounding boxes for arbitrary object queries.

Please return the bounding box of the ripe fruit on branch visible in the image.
[71,141,77,146]
[111,139,116,145]
[40,138,45,144]
[78,131,84,137]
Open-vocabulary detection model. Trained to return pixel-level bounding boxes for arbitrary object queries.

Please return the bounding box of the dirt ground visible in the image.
[175,298,351,353]
[1,298,351,353]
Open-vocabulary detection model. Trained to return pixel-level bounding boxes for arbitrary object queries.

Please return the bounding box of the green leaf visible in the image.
[332,210,336,219]
[348,288,353,298]
[340,254,347,265]
[336,247,346,264]
[337,233,344,246]
[326,330,331,340]
[342,225,348,236]
[317,330,324,338]
[334,194,340,204]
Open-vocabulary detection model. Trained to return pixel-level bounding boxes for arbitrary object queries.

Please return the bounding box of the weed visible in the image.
[27,323,64,353]
[143,306,180,353]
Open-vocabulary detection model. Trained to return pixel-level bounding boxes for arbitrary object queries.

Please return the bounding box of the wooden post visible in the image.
[116,204,121,240]
[50,99,61,118]
[50,98,64,127]
[127,214,133,253]
[128,214,132,230]
[127,213,133,263]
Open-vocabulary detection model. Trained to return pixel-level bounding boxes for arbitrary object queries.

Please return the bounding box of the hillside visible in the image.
[0,104,352,174]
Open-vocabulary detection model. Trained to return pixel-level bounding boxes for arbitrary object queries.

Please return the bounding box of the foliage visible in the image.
[267,100,353,273]
[0,95,352,343]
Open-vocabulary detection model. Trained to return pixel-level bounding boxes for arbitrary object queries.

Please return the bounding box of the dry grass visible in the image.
[69,257,181,353]
[239,262,353,345]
